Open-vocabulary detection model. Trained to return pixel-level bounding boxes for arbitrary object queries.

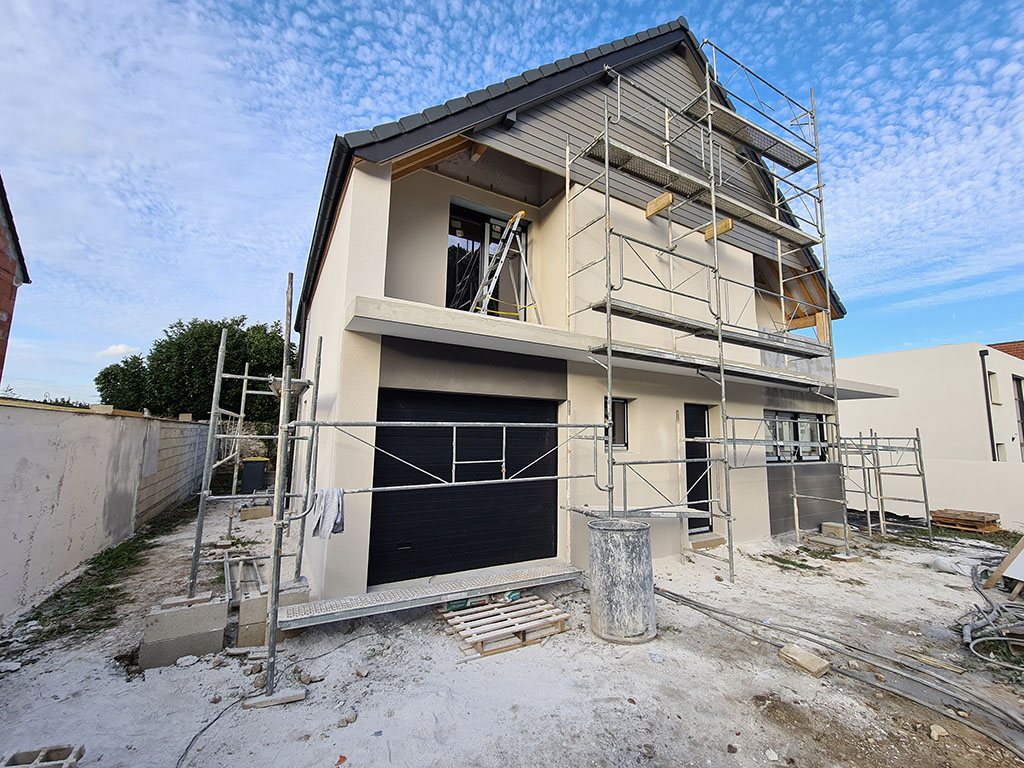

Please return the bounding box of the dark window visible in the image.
[606,397,628,449]
[446,203,528,318]
[1014,376,1024,461]
[765,410,824,462]
[447,206,485,311]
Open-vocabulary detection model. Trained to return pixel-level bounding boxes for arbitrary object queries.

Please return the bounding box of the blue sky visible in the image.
[1,0,1022,401]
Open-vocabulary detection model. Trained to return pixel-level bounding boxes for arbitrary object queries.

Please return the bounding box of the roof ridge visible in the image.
[344,16,688,149]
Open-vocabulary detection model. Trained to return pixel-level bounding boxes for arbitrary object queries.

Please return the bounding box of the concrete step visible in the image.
[689,532,727,550]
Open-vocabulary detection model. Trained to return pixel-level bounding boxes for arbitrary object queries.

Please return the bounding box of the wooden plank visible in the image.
[447,602,550,632]
[896,650,966,674]
[464,612,568,644]
[703,218,734,241]
[778,643,830,677]
[815,311,831,344]
[933,509,1000,524]
[983,535,1024,588]
[392,136,470,181]
[645,191,674,219]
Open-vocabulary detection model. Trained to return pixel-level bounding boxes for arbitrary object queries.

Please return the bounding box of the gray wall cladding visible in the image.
[766,463,844,536]
[475,49,788,260]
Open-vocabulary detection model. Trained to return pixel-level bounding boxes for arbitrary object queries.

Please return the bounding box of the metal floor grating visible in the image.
[590,299,830,359]
[280,561,580,630]
[586,141,820,248]
[683,101,816,171]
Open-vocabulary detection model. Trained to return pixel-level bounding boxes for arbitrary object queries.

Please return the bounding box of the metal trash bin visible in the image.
[588,518,656,643]
[241,457,270,493]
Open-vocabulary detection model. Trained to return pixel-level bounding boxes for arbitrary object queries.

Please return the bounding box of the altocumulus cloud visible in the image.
[0,0,1022,399]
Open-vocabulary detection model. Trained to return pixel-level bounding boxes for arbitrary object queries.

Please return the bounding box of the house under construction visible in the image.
[227,17,896,628]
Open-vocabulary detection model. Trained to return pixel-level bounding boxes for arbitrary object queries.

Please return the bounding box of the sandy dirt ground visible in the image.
[1,501,1022,768]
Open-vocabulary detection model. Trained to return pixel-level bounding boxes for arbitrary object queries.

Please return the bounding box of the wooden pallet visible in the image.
[932,508,1000,533]
[440,594,568,659]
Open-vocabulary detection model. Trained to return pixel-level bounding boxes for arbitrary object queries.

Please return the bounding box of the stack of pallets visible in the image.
[440,593,569,659]
[932,509,1000,533]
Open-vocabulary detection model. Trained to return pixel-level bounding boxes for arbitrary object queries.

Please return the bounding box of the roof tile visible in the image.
[422,105,449,122]
[466,89,490,105]
[398,113,427,131]
[373,122,403,140]
[444,96,471,113]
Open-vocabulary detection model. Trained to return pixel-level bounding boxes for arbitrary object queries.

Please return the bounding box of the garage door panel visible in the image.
[368,389,558,586]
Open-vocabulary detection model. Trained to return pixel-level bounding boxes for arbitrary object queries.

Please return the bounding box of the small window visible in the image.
[765,410,824,462]
[607,397,628,449]
[988,371,1001,405]
[995,443,1007,462]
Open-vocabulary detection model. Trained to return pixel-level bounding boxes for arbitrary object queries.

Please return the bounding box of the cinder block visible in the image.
[143,597,228,644]
[139,628,224,670]
[161,591,213,609]
[236,584,309,646]
[820,521,846,538]
[238,584,309,627]
[240,505,272,521]
[1,745,85,767]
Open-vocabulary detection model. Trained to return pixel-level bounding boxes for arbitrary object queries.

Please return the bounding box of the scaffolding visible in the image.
[186,40,865,698]
[841,429,933,540]
[563,39,850,574]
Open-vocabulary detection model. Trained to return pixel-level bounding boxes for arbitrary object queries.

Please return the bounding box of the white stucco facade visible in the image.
[838,344,1024,529]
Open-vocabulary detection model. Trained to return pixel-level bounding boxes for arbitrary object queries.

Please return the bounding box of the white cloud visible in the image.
[95,344,141,359]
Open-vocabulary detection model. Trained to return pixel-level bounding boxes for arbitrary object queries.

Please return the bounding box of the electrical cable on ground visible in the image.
[654,585,1024,761]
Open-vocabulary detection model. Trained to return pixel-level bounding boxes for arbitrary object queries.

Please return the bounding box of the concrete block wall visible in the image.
[135,421,206,525]
[0,402,207,623]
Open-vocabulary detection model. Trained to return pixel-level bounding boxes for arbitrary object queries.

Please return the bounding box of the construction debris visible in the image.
[932,508,1000,533]
[778,643,830,678]
[441,593,568,659]
[240,687,307,710]
[0,746,85,768]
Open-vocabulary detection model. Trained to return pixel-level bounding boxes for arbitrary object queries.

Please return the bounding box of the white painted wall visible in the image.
[0,403,206,622]
[838,344,1024,527]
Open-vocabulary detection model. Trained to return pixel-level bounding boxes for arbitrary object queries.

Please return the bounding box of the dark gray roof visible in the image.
[0,170,29,285]
[296,15,846,330]
[343,17,690,156]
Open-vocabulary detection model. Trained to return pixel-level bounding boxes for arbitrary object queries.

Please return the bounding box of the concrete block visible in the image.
[236,584,309,647]
[689,532,726,550]
[1,745,85,767]
[820,521,846,538]
[161,591,213,609]
[238,585,309,627]
[139,628,224,671]
[240,505,272,521]
[143,597,228,644]
[88,404,114,415]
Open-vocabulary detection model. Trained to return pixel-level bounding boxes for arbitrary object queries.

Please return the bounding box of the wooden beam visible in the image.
[815,310,832,344]
[703,218,734,242]
[391,136,470,181]
[787,313,818,330]
[645,191,673,219]
[983,535,1024,588]
[470,143,487,163]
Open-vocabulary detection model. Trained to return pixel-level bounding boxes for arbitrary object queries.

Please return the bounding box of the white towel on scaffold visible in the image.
[311,488,344,539]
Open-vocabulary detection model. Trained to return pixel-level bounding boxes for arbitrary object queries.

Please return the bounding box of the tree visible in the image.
[94,316,293,420]
[95,354,151,411]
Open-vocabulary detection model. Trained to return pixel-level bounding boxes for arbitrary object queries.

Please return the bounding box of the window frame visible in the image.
[765,410,825,463]
[606,396,629,450]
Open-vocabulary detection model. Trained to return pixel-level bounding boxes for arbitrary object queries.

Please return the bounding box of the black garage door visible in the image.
[368,389,558,586]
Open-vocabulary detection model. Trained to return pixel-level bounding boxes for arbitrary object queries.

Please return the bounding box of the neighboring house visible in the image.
[0,170,31,382]
[838,343,1024,529]
[293,17,887,600]
[991,340,1024,362]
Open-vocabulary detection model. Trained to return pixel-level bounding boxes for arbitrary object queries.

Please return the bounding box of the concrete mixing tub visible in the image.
[587,519,656,643]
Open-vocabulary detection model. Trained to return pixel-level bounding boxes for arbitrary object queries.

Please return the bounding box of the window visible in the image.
[996,443,1007,462]
[988,371,1001,405]
[446,202,527,318]
[765,411,825,462]
[1014,376,1024,461]
[606,397,629,449]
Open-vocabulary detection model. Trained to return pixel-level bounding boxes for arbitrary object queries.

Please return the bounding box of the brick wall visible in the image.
[991,340,1024,361]
[136,421,208,525]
